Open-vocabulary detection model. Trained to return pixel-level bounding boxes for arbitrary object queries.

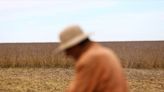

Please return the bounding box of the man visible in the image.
[57,25,128,92]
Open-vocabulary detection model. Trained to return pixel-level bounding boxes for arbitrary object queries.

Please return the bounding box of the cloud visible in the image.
[0,0,119,22]
[0,0,118,11]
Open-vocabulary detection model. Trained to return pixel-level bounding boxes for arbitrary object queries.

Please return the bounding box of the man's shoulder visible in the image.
[80,44,113,63]
[87,44,113,58]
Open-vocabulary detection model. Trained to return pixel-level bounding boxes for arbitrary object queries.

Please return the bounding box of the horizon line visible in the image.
[0,40,163,44]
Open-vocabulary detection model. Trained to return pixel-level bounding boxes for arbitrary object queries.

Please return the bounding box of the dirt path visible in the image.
[0,68,163,92]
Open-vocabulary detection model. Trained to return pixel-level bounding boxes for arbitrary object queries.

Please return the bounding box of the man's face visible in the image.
[65,45,81,59]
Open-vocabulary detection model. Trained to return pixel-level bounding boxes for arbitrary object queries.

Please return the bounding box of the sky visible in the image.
[0,0,164,43]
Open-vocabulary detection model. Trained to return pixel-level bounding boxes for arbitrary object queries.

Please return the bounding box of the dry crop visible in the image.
[0,41,163,68]
[0,68,163,92]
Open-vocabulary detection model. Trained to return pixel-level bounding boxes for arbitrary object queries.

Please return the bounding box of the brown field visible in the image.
[0,68,163,92]
[101,41,164,69]
[0,41,164,92]
[0,41,163,68]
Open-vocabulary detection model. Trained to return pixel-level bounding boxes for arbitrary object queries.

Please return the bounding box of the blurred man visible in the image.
[57,25,128,92]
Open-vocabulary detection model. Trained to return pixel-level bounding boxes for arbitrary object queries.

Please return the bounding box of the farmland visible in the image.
[0,68,163,92]
[0,41,163,92]
[0,41,163,68]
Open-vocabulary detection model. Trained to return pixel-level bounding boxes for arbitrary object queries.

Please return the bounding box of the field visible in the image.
[0,41,163,68]
[0,41,163,92]
[0,68,163,92]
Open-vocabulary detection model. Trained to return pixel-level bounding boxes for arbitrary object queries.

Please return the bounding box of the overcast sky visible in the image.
[0,0,164,43]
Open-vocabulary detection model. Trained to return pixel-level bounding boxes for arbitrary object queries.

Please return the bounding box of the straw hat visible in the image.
[57,25,90,51]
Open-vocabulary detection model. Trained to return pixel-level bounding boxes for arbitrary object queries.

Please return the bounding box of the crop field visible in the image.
[0,68,163,92]
[0,41,163,68]
[0,41,163,92]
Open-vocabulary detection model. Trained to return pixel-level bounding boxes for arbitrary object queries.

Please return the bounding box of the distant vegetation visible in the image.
[101,41,164,69]
[0,41,163,69]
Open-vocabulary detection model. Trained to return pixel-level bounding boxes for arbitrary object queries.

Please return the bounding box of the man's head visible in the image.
[58,25,92,60]
[65,38,91,60]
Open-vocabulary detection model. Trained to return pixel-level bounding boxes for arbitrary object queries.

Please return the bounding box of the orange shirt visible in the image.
[66,43,128,92]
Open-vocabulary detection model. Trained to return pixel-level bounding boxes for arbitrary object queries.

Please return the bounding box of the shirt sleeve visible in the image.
[66,56,103,92]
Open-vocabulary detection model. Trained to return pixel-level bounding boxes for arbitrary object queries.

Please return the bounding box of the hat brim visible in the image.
[54,33,91,54]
